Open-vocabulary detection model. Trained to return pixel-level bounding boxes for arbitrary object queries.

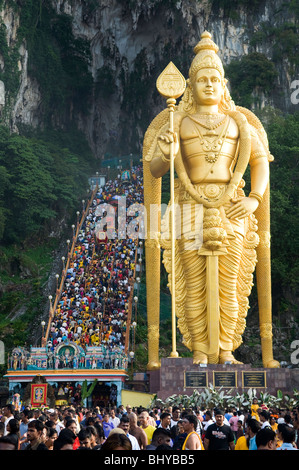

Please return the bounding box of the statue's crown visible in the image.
[189,31,224,82]
[193,31,219,55]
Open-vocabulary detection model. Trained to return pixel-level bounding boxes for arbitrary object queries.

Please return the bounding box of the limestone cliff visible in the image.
[0,0,298,158]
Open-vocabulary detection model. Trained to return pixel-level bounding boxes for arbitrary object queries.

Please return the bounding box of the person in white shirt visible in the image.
[284,414,294,427]
[3,404,14,436]
[118,416,140,450]
[109,409,120,428]
[237,410,245,424]
[277,409,286,424]
[170,407,181,428]
[260,410,272,429]
[203,410,215,431]
[158,412,171,430]
[49,411,65,435]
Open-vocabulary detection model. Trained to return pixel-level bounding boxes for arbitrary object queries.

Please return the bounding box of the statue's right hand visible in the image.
[157,129,179,159]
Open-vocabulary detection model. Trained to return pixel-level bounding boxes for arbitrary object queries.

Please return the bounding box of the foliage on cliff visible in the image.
[0,0,93,123]
[0,125,95,244]
[17,0,93,122]
[266,111,299,294]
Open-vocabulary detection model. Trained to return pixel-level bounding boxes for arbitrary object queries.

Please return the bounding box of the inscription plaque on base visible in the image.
[213,371,237,388]
[242,371,266,388]
[184,371,208,388]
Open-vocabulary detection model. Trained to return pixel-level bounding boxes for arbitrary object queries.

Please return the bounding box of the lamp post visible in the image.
[41,321,46,347]
[48,295,53,315]
[61,256,65,273]
[131,321,137,354]
[129,351,134,376]
[138,241,143,261]
[55,274,59,292]
[72,224,75,238]
[133,296,138,324]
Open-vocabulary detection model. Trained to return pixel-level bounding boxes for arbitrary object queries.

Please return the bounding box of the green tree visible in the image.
[0,125,95,243]
[266,111,299,294]
[80,379,98,405]
[225,53,277,108]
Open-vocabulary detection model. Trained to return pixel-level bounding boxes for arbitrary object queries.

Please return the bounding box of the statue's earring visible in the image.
[181,79,195,112]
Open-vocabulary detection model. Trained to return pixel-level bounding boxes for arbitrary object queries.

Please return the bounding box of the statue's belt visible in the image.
[174,182,245,239]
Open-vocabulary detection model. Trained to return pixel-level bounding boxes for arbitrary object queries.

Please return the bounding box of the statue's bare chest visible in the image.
[180,114,239,163]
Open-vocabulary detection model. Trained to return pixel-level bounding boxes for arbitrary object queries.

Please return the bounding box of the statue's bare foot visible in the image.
[193,351,208,364]
[219,351,243,364]
[264,359,280,368]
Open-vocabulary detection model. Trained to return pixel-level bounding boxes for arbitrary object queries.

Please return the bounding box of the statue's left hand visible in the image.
[226,196,259,219]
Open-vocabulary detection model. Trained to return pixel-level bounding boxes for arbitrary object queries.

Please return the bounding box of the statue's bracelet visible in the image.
[249,191,263,204]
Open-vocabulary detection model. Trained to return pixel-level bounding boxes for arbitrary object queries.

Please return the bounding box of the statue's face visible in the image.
[192,68,223,106]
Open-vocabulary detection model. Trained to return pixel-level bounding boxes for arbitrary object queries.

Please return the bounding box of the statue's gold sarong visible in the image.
[160,180,259,363]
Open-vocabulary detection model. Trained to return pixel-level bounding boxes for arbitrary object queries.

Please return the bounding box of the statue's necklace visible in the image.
[189,113,227,130]
[189,115,230,163]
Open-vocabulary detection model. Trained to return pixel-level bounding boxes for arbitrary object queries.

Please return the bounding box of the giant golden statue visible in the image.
[143,32,279,369]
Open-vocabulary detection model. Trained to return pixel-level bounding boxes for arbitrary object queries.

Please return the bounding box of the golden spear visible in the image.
[156,62,186,358]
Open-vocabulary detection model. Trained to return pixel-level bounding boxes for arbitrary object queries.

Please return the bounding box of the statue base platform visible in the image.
[147,357,299,400]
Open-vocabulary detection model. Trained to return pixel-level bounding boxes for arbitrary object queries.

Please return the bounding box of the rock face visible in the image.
[0,0,298,157]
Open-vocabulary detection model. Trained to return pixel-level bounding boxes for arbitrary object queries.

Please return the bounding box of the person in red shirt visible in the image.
[64,419,80,450]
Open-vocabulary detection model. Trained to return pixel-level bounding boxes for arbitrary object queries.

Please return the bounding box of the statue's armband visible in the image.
[249,126,269,167]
